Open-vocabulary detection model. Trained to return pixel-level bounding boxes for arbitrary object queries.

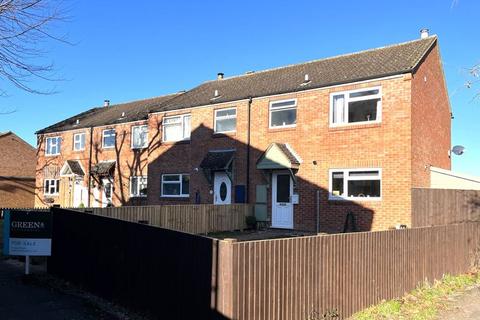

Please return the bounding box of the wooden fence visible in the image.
[412,188,480,227]
[47,207,480,319]
[219,223,480,319]
[76,204,252,234]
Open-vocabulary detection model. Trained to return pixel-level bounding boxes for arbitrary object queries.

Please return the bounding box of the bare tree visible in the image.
[0,0,67,95]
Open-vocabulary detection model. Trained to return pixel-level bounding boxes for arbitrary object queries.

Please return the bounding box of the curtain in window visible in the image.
[332,95,345,124]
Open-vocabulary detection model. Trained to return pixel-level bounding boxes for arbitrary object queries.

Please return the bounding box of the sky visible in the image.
[0,0,479,175]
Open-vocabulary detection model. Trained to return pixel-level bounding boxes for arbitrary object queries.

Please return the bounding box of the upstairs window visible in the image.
[45,137,61,156]
[130,176,148,197]
[163,114,191,142]
[269,99,297,128]
[330,87,381,126]
[73,132,86,151]
[329,169,381,200]
[214,108,237,133]
[161,174,190,197]
[44,179,60,195]
[132,125,148,149]
[102,129,116,148]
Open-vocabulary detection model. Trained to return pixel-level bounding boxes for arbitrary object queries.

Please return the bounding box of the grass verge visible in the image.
[351,272,480,320]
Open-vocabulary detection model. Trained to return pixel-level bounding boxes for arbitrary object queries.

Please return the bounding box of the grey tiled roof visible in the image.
[153,36,437,113]
[91,161,116,176]
[66,160,85,176]
[37,36,437,135]
[275,143,301,165]
[199,150,235,170]
[36,93,181,134]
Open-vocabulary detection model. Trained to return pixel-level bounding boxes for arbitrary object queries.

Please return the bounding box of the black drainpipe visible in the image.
[87,126,94,207]
[246,96,252,203]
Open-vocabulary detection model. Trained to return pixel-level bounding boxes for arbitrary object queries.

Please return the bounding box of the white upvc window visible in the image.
[45,137,61,156]
[161,174,190,197]
[44,179,60,195]
[130,176,148,197]
[102,129,116,148]
[131,125,148,149]
[73,132,86,151]
[330,86,382,126]
[269,99,297,128]
[329,168,382,200]
[162,114,191,142]
[214,107,237,133]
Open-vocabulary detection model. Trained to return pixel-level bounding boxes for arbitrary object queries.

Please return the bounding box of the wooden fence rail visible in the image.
[412,188,480,227]
[76,204,252,234]
[220,223,480,319]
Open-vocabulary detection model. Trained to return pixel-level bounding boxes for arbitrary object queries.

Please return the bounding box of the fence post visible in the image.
[215,238,236,318]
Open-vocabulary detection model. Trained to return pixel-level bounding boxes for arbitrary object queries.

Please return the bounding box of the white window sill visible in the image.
[160,195,190,198]
[269,124,297,129]
[162,139,190,143]
[328,195,382,202]
[130,195,147,198]
[214,130,236,134]
[45,153,60,157]
[102,146,115,149]
[329,120,381,128]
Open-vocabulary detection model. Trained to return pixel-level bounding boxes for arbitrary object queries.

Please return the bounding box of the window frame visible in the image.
[131,125,149,149]
[269,98,297,129]
[161,173,190,198]
[43,178,60,196]
[214,107,237,134]
[329,86,382,127]
[102,129,116,149]
[45,136,61,156]
[328,168,382,201]
[130,175,148,198]
[73,132,86,151]
[162,114,191,142]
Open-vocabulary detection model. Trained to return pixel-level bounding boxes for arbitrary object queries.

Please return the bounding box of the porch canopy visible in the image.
[199,150,235,184]
[91,160,116,177]
[60,160,85,176]
[256,143,301,182]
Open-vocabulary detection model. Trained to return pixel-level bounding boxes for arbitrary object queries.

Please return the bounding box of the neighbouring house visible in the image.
[0,132,36,208]
[430,166,480,190]
[35,31,453,232]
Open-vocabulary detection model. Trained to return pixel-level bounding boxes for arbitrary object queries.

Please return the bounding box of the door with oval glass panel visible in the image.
[213,172,231,205]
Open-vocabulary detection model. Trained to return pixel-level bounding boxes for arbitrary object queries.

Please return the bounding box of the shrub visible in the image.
[246,215,257,229]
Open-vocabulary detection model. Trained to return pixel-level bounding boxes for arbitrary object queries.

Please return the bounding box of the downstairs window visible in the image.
[329,169,381,200]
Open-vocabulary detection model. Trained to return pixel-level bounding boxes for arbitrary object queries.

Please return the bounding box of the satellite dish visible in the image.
[452,145,465,156]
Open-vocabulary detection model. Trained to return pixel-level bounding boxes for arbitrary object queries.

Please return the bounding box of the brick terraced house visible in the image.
[35,33,451,232]
[0,131,36,208]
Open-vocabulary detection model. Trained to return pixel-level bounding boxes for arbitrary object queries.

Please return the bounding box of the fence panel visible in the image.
[412,188,480,227]
[47,208,231,319]
[74,204,251,234]
[228,223,480,320]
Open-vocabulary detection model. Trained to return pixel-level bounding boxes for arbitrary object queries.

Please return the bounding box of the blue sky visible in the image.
[1,0,479,175]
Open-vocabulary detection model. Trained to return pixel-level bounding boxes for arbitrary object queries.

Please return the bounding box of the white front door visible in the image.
[272,172,294,229]
[102,178,113,207]
[72,179,86,207]
[213,172,231,205]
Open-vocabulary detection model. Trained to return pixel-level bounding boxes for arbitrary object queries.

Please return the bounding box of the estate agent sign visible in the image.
[3,210,52,256]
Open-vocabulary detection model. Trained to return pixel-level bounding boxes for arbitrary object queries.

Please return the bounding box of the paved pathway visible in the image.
[437,286,480,319]
[0,259,115,320]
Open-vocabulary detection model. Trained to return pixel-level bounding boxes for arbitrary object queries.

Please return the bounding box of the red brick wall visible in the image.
[35,120,149,207]
[0,133,36,207]
[411,43,451,187]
